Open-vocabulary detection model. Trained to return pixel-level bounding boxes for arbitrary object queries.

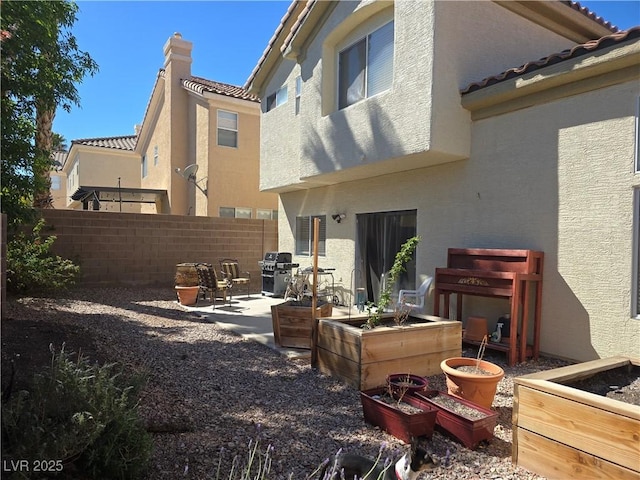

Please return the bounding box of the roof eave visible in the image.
[244,1,310,96]
[495,1,617,43]
[461,37,640,120]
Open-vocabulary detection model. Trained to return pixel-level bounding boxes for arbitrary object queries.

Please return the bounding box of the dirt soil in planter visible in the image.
[561,365,640,406]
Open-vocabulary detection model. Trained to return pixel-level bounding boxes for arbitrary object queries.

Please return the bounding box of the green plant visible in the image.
[6,218,80,293]
[365,236,421,329]
[1,345,151,479]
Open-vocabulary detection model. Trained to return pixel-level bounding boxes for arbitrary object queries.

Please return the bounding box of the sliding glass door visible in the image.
[355,210,417,304]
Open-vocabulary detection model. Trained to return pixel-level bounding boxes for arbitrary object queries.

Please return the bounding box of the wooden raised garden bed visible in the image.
[513,356,640,479]
[317,313,461,390]
[271,300,333,349]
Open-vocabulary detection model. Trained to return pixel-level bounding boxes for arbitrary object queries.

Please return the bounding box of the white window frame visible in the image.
[141,155,147,178]
[295,215,326,256]
[266,85,288,112]
[338,20,394,110]
[634,188,640,318]
[217,110,238,148]
[256,209,278,220]
[295,76,302,115]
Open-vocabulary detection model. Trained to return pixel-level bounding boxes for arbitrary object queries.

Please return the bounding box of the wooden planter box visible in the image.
[271,301,333,349]
[317,313,461,390]
[413,390,498,449]
[513,356,640,479]
[361,387,438,443]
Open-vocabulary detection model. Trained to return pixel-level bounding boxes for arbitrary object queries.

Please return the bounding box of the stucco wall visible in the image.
[37,209,277,290]
[260,1,580,192]
[279,78,640,362]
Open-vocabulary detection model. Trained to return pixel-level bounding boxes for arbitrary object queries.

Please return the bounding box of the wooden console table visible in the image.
[433,248,544,365]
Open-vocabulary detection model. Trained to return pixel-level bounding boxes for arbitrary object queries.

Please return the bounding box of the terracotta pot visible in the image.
[463,316,488,342]
[412,390,498,449]
[386,374,429,395]
[360,387,437,443]
[175,286,199,306]
[440,357,504,409]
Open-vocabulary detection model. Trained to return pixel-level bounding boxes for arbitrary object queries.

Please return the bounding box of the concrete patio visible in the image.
[180,294,355,359]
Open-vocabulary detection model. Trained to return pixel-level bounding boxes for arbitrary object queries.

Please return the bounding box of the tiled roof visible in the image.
[244,0,304,90]
[51,150,68,168]
[182,76,259,102]
[462,26,640,95]
[72,135,137,151]
[563,1,619,32]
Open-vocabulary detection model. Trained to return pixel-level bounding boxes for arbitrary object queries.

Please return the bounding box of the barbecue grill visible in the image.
[259,252,299,297]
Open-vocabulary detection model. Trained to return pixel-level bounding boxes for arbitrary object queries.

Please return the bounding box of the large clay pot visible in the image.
[175,285,199,306]
[440,357,504,409]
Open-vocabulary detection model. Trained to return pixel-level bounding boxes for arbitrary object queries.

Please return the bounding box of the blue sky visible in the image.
[52,1,640,146]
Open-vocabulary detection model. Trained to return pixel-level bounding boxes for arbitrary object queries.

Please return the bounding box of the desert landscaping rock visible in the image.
[2,287,619,479]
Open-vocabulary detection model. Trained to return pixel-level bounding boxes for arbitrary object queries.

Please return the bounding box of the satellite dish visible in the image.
[176,164,199,181]
[174,163,207,196]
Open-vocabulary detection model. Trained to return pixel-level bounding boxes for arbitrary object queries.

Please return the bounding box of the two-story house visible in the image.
[56,33,278,219]
[246,0,640,361]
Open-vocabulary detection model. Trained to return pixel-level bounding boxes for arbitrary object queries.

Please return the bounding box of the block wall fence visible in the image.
[3,210,278,290]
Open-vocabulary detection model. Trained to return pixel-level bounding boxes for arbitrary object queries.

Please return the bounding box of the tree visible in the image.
[1,0,98,227]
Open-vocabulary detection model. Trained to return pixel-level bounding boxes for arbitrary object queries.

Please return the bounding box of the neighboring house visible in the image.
[49,149,68,209]
[245,0,640,361]
[61,135,148,212]
[54,33,278,219]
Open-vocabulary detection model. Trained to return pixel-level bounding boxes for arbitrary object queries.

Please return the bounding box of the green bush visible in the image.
[6,218,80,293]
[1,345,152,479]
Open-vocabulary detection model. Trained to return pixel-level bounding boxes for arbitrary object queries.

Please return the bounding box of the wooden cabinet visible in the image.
[433,248,543,366]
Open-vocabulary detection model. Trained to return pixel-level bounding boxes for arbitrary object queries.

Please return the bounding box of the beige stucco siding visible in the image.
[261,0,592,193]
[279,78,640,361]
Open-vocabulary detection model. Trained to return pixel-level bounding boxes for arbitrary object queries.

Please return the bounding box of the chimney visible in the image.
[163,32,192,80]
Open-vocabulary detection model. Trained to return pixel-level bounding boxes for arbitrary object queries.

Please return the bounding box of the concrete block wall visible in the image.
[39,209,278,289]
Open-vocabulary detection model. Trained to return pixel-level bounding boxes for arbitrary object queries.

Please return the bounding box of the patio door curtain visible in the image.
[356,210,417,304]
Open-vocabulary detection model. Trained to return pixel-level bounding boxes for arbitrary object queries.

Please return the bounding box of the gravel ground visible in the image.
[1,287,589,479]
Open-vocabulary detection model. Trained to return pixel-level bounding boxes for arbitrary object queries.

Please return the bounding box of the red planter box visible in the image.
[360,388,437,443]
[412,390,498,449]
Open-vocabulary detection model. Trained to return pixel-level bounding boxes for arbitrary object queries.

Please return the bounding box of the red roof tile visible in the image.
[564,1,620,32]
[462,26,640,95]
[72,135,137,151]
[182,76,259,102]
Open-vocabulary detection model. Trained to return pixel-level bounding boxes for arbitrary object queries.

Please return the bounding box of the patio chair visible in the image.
[397,276,433,313]
[219,258,251,298]
[196,263,230,308]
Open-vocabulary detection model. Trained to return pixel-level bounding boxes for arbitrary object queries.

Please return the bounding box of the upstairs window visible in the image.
[295,215,326,256]
[218,110,238,148]
[153,145,159,166]
[51,176,61,190]
[266,85,288,112]
[295,76,302,115]
[338,20,394,109]
[141,155,147,178]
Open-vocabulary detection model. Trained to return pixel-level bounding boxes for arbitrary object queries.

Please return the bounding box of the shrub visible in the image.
[1,345,152,479]
[6,218,80,294]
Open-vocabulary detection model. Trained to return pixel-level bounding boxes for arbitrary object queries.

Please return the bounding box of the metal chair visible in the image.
[196,263,230,308]
[219,258,251,298]
[397,276,433,313]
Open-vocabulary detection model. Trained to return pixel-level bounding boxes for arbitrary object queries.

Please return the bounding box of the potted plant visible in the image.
[387,373,429,395]
[440,337,505,409]
[412,390,498,449]
[364,236,421,329]
[175,263,200,306]
[360,377,438,443]
[315,236,462,389]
